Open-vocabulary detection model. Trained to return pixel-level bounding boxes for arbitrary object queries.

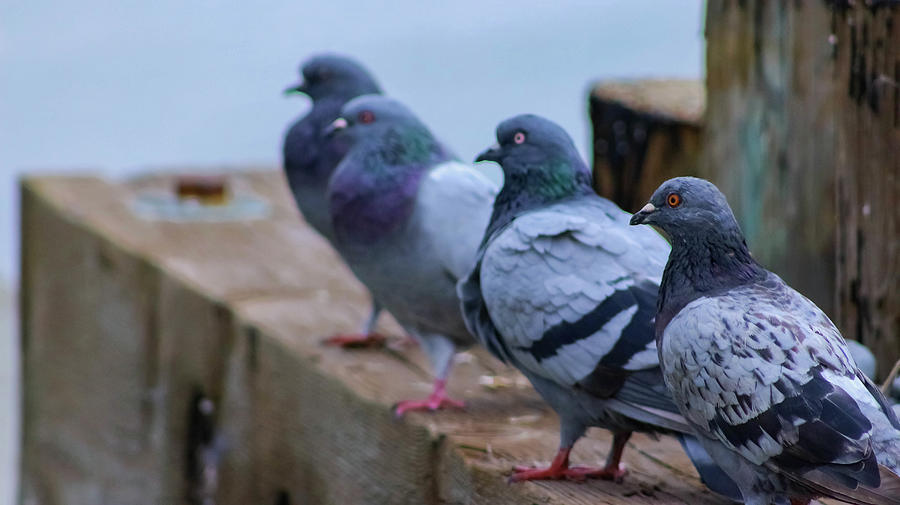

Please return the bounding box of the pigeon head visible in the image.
[284,54,381,101]
[629,177,742,239]
[327,95,450,166]
[476,114,593,201]
[477,114,585,173]
[632,177,764,321]
[475,114,594,240]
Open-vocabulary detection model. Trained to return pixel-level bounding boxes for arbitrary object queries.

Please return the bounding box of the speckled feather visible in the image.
[643,176,900,505]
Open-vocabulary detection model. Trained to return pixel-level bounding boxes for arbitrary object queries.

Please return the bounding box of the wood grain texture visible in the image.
[21,171,730,505]
[590,79,704,213]
[703,0,899,377]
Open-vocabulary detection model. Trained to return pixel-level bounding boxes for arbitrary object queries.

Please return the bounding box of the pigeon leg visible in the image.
[580,432,630,482]
[394,378,465,416]
[510,433,631,483]
[322,301,386,348]
[509,446,576,482]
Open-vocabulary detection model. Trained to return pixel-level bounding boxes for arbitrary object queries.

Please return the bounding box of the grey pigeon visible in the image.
[282,54,386,347]
[845,340,877,381]
[631,176,900,505]
[459,114,741,499]
[326,95,497,414]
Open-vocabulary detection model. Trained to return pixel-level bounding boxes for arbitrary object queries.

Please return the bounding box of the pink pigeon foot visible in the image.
[322,332,387,348]
[510,447,602,482]
[394,379,465,416]
[510,437,629,483]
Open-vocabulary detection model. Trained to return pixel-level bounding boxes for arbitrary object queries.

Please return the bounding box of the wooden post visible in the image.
[703,1,899,377]
[590,79,704,213]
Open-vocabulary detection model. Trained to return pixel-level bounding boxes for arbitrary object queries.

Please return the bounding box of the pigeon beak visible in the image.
[323,117,348,138]
[475,143,502,163]
[284,81,308,96]
[629,202,656,226]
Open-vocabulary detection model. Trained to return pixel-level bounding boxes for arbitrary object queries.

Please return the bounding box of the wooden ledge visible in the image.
[589,79,705,214]
[590,79,705,126]
[21,170,727,505]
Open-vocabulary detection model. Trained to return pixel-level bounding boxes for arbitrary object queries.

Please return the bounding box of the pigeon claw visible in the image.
[509,463,627,483]
[393,394,465,417]
[508,446,628,484]
[584,463,628,483]
[321,332,387,349]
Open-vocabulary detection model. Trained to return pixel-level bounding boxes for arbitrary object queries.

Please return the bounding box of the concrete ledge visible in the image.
[21,171,726,505]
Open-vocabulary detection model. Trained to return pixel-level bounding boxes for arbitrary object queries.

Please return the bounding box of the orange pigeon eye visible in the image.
[513,132,526,144]
[358,110,375,124]
[667,193,682,208]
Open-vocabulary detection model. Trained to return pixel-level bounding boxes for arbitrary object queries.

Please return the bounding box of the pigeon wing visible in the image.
[475,199,668,391]
[662,278,897,501]
[416,161,498,281]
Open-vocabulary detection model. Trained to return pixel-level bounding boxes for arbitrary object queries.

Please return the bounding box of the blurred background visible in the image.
[1,1,704,501]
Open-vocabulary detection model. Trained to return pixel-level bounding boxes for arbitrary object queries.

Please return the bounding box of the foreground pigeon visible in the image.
[282,54,386,347]
[326,95,497,415]
[631,176,900,505]
[459,114,741,498]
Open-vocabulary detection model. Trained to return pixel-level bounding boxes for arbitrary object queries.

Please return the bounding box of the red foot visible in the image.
[399,336,419,347]
[322,332,387,349]
[394,379,465,416]
[510,463,627,483]
[509,447,628,483]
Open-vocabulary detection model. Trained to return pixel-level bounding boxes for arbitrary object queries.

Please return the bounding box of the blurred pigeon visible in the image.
[282,54,386,347]
[459,114,741,499]
[845,340,877,381]
[326,95,497,415]
[631,176,900,505]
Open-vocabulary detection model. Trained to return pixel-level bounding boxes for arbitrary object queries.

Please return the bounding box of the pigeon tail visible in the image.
[677,434,743,502]
[793,464,900,505]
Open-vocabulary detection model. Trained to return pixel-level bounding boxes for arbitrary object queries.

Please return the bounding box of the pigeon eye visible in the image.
[513,132,526,144]
[667,193,682,208]
[358,110,375,124]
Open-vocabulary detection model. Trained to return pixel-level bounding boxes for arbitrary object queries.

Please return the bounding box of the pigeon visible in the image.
[845,340,877,381]
[282,54,386,347]
[630,176,900,505]
[325,95,497,415]
[459,114,742,499]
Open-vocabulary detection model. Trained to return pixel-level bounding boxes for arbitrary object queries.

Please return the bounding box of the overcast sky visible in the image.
[0,0,704,284]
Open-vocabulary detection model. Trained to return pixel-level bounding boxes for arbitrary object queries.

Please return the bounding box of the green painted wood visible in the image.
[703,0,899,377]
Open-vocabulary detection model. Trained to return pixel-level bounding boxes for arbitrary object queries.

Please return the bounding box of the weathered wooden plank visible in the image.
[703,0,899,376]
[21,172,728,505]
[830,2,900,381]
[590,79,704,213]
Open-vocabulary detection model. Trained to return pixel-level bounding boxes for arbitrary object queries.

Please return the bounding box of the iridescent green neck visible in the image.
[484,158,594,241]
[375,125,451,168]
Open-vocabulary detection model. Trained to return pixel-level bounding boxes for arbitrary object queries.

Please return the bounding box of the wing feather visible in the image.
[661,277,898,498]
[417,161,498,280]
[466,197,669,391]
